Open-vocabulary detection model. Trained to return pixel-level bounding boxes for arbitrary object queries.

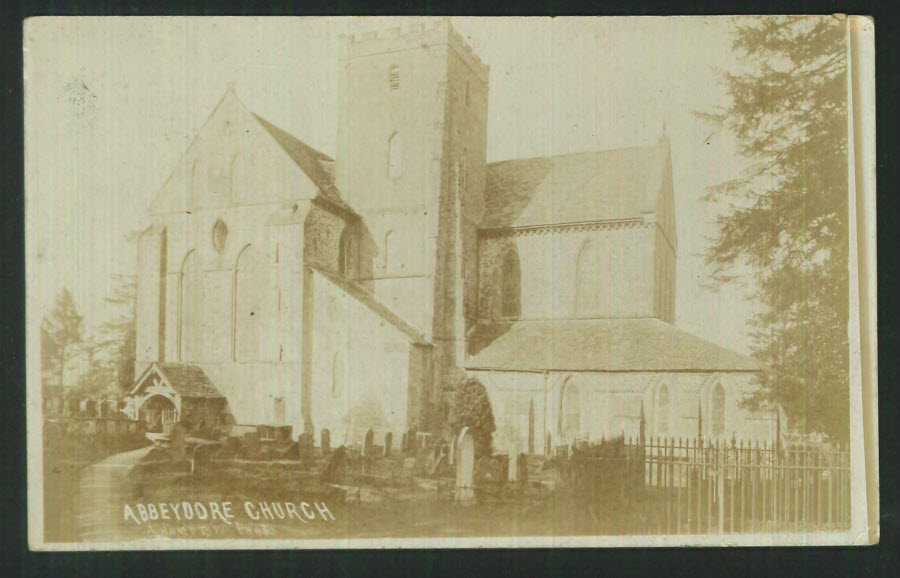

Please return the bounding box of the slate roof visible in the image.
[311,267,430,345]
[481,143,670,230]
[465,318,764,373]
[151,363,224,398]
[252,113,355,215]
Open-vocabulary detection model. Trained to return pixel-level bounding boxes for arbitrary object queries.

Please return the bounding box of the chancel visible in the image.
[127,19,781,455]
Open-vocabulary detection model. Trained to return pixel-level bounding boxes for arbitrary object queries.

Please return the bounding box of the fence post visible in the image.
[717,438,724,534]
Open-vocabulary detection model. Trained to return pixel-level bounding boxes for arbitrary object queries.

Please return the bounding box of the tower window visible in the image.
[462,147,469,193]
[388,132,402,178]
[389,65,400,91]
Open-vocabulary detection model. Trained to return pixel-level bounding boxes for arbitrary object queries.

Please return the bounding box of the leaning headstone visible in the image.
[430,441,444,470]
[362,429,375,457]
[192,443,218,475]
[170,423,186,461]
[383,432,393,457]
[455,427,475,502]
[320,429,331,455]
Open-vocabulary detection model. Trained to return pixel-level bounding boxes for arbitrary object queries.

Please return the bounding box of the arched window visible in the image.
[178,250,199,362]
[331,350,344,397]
[388,132,402,178]
[339,227,357,278]
[575,240,603,317]
[561,380,581,442]
[462,147,469,193]
[212,219,228,254]
[528,400,535,454]
[382,230,393,271]
[712,383,726,437]
[500,250,521,319]
[189,162,200,209]
[234,245,266,361]
[389,65,400,91]
[656,384,670,435]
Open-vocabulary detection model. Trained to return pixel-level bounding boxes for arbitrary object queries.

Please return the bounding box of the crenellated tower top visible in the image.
[338,18,489,84]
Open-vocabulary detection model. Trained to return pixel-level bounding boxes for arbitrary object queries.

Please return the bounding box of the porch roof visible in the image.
[133,362,225,399]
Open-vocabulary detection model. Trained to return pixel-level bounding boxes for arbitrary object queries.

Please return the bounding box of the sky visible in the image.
[25,16,764,355]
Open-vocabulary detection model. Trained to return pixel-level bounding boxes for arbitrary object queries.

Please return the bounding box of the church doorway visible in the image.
[140,395,177,433]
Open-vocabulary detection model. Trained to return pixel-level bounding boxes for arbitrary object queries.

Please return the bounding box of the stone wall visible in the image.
[306,269,425,447]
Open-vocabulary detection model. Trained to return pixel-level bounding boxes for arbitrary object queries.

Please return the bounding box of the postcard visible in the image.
[25,15,878,549]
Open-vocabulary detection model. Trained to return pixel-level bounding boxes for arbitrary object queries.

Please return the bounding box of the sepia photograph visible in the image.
[24,15,877,549]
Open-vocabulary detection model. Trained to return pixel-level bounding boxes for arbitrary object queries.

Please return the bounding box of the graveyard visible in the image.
[42,399,851,543]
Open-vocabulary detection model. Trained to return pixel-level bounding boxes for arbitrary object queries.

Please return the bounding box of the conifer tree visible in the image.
[701,16,849,441]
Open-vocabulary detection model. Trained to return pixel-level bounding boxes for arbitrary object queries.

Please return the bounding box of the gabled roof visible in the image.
[131,362,224,398]
[482,141,671,231]
[252,113,354,215]
[311,267,430,346]
[148,89,355,217]
[466,318,763,373]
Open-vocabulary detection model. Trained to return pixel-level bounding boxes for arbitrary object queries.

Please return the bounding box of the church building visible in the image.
[127,20,781,453]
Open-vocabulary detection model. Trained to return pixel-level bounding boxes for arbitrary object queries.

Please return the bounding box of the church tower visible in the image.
[335,19,489,426]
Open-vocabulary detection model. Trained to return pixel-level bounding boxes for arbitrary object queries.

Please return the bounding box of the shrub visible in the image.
[449,378,496,458]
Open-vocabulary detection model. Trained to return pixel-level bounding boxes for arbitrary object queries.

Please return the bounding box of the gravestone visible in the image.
[298,432,315,465]
[455,427,475,502]
[517,453,528,485]
[275,425,293,443]
[494,455,509,485]
[448,437,455,466]
[192,443,218,475]
[222,435,241,459]
[320,429,331,455]
[170,423,186,461]
[508,450,518,482]
[321,446,346,483]
[383,432,393,457]
[431,441,445,469]
[362,429,375,457]
[242,432,259,460]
